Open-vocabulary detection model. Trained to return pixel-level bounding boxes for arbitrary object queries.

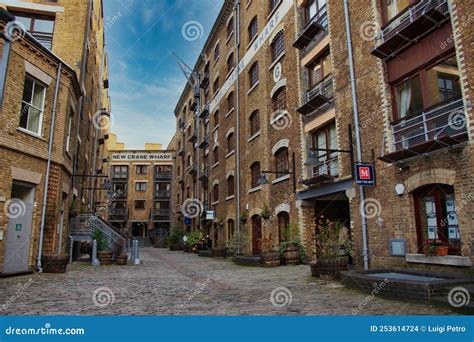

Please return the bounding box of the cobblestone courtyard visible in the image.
[0,248,455,315]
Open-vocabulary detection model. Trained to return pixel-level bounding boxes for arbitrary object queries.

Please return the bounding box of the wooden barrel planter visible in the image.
[316,257,348,280]
[41,254,69,273]
[169,245,182,251]
[261,251,280,267]
[116,254,128,265]
[282,245,300,265]
[98,251,113,265]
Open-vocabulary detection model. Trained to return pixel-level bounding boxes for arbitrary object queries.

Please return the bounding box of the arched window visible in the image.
[213,146,219,164]
[227,175,235,196]
[227,219,235,241]
[272,86,287,112]
[250,161,261,188]
[214,110,219,127]
[277,212,290,242]
[249,62,259,88]
[269,0,280,13]
[227,17,234,39]
[227,52,234,74]
[248,16,258,42]
[271,30,285,61]
[213,77,220,95]
[213,184,219,203]
[227,91,235,112]
[249,110,260,136]
[274,147,289,177]
[214,43,220,61]
[227,132,234,153]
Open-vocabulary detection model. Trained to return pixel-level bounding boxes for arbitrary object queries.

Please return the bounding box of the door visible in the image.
[251,215,262,255]
[3,182,35,274]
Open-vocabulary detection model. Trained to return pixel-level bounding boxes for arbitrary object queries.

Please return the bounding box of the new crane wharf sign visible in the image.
[111,153,173,161]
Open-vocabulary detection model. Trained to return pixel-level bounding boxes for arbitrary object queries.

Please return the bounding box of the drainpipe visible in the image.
[343,0,369,270]
[234,0,241,255]
[0,13,14,108]
[37,62,63,272]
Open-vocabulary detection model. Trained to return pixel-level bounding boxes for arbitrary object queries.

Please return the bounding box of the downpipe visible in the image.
[343,0,369,270]
[234,0,241,255]
[37,62,63,272]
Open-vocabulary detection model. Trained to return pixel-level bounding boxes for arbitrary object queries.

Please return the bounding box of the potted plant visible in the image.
[280,240,306,265]
[113,241,128,265]
[261,204,271,220]
[424,239,448,256]
[184,231,202,253]
[239,213,248,225]
[311,218,351,280]
[92,229,113,265]
[166,225,184,251]
[260,233,280,267]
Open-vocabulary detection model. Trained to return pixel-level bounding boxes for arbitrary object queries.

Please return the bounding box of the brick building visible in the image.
[106,134,174,246]
[0,0,110,274]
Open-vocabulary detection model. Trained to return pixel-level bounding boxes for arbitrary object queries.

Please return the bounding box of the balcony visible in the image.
[152,208,171,221]
[190,99,198,111]
[198,134,210,149]
[199,168,209,182]
[155,172,171,181]
[300,156,339,186]
[200,71,210,88]
[293,9,327,50]
[109,208,127,221]
[297,75,334,115]
[112,173,128,181]
[114,189,127,199]
[187,164,197,175]
[177,175,184,184]
[155,190,171,199]
[187,129,198,143]
[177,146,185,156]
[199,104,210,119]
[379,99,468,163]
[372,0,450,60]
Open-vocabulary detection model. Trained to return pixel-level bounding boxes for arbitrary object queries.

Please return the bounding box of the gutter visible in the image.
[343,0,369,270]
[37,62,63,272]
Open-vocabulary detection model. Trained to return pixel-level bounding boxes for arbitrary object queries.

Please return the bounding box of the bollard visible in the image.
[133,240,141,265]
[69,236,73,264]
[91,239,100,266]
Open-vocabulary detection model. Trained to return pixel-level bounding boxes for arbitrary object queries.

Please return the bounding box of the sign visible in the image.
[184,217,192,225]
[355,164,376,186]
[206,211,216,220]
[15,224,22,231]
[111,153,173,161]
[273,63,282,82]
[389,239,406,256]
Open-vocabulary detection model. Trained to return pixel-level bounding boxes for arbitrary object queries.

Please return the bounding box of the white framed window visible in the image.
[65,106,74,153]
[135,182,147,192]
[19,76,46,135]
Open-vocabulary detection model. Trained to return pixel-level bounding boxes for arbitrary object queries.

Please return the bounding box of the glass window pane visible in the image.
[396,76,423,118]
[27,107,41,133]
[33,19,54,33]
[15,16,32,30]
[322,54,332,77]
[22,78,33,103]
[32,82,45,109]
[426,56,461,104]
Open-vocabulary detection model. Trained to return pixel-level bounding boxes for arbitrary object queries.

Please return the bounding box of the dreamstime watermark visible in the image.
[448,110,467,131]
[270,110,292,130]
[1,278,35,312]
[359,198,382,219]
[181,21,204,42]
[359,21,381,42]
[352,279,390,315]
[181,198,203,218]
[85,191,120,228]
[175,278,211,314]
[448,287,470,308]
[4,21,26,42]
[5,323,85,336]
[92,287,115,308]
[270,287,292,308]
[4,198,27,219]
[92,109,114,131]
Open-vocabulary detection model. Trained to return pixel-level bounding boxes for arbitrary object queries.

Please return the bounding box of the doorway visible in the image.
[3,182,35,274]
[131,222,147,237]
[251,215,262,255]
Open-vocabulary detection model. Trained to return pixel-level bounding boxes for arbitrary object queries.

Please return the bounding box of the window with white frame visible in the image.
[19,76,46,135]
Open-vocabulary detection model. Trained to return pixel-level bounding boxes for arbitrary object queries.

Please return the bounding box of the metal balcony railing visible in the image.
[155,190,171,199]
[294,7,328,50]
[297,75,334,115]
[199,134,210,149]
[155,172,171,180]
[112,173,128,180]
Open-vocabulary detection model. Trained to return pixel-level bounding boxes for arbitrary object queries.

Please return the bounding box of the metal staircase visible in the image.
[70,213,126,250]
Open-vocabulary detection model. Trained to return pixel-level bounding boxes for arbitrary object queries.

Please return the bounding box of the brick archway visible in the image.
[405,169,456,193]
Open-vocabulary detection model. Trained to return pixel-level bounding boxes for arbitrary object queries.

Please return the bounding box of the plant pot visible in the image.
[98,251,113,265]
[41,254,69,273]
[116,254,128,265]
[435,246,449,256]
[225,248,236,258]
[309,263,319,277]
[169,245,182,251]
[213,249,226,257]
[282,245,300,265]
[261,251,280,267]
[316,257,348,280]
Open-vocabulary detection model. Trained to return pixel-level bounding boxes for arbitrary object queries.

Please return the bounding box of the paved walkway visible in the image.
[0,248,455,315]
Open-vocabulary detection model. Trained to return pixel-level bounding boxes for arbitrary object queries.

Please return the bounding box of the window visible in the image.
[135,182,147,192]
[12,12,55,50]
[227,92,235,112]
[382,0,410,23]
[271,30,285,61]
[312,122,339,177]
[249,110,260,136]
[227,219,235,240]
[213,184,219,203]
[272,86,287,112]
[227,52,234,74]
[269,0,281,13]
[308,51,332,88]
[213,77,220,95]
[413,185,461,255]
[113,166,128,179]
[393,55,461,120]
[65,106,74,153]
[19,77,46,135]
[214,43,220,62]
[227,132,234,153]
[134,200,146,209]
[214,110,219,127]
[250,162,261,188]
[304,0,327,25]
[227,176,235,196]
[213,147,219,164]
[277,212,290,242]
[274,147,289,178]
[227,17,234,39]
[248,16,258,43]
[249,62,259,88]
[136,165,147,175]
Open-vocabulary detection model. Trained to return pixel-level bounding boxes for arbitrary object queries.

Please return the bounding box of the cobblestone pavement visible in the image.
[0,248,455,315]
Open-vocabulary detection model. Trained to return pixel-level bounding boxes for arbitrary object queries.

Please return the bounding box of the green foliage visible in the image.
[184,230,202,246]
[92,229,108,252]
[226,231,250,252]
[261,204,271,219]
[279,240,306,263]
[166,225,184,248]
[315,218,350,259]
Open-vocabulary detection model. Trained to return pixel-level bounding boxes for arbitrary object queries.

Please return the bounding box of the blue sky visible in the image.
[104,0,223,149]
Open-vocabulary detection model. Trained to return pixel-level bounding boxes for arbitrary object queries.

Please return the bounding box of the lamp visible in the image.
[304,150,320,166]
[256,174,270,186]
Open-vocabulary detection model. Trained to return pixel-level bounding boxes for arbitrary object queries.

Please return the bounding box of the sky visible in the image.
[103,0,223,149]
